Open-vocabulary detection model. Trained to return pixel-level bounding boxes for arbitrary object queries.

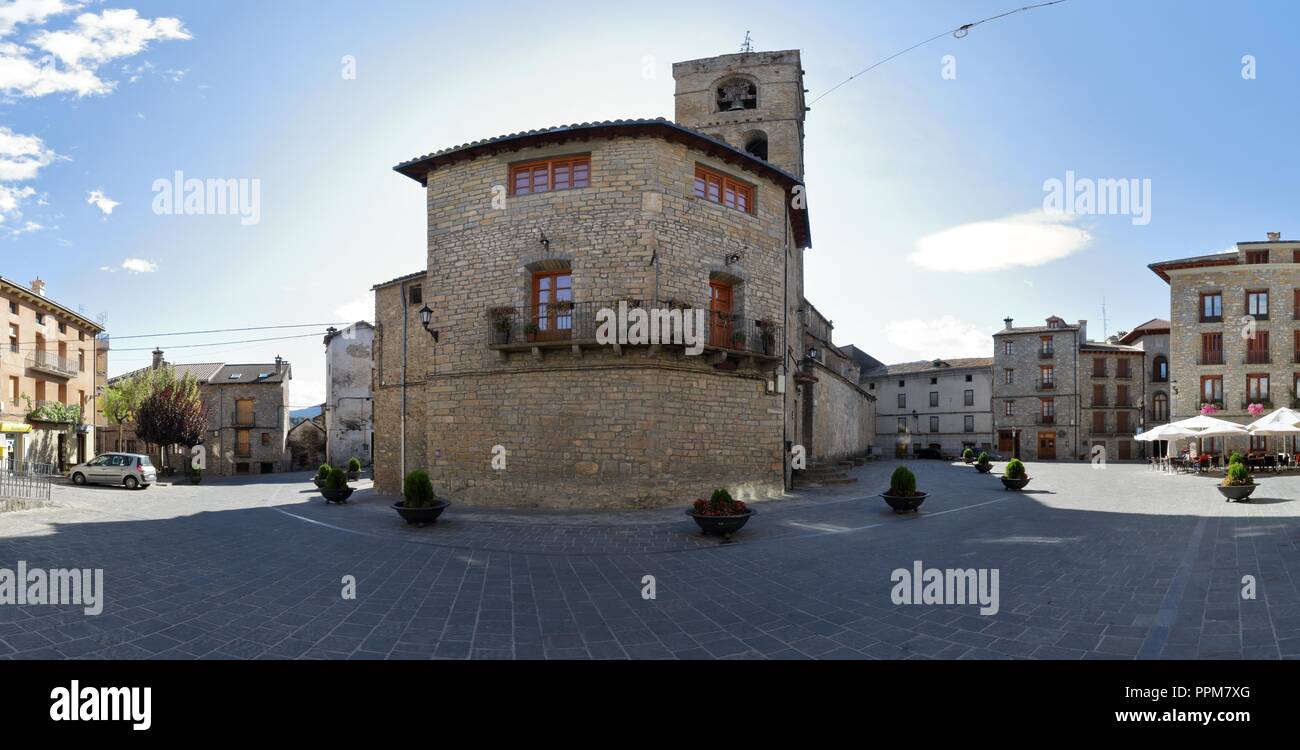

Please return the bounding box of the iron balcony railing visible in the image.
[1037,381,1056,391]
[1200,352,1224,365]
[1038,349,1054,359]
[1037,414,1056,425]
[1245,351,1270,364]
[26,350,79,378]
[485,300,784,357]
[1115,369,1132,379]
[1242,396,1273,410]
[231,410,256,427]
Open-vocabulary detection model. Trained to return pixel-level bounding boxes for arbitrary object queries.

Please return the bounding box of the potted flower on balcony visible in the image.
[962,447,974,464]
[881,466,927,513]
[313,463,330,489]
[756,319,778,355]
[686,488,754,537]
[1247,402,1266,418]
[346,457,362,481]
[487,306,514,345]
[320,467,353,504]
[730,330,747,350]
[1218,461,1257,502]
[1001,458,1031,490]
[1200,402,1219,416]
[524,321,540,342]
[392,469,450,526]
[975,452,993,473]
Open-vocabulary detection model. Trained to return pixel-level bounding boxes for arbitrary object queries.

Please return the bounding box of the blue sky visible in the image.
[2,0,1297,404]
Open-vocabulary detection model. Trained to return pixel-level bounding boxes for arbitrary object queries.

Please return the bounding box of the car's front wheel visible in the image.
[123,476,139,490]
[72,472,86,486]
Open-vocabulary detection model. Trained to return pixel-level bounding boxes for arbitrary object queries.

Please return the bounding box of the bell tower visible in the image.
[672,49,808,178]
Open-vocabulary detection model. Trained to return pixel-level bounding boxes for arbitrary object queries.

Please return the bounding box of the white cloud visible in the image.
[86,188,117,215]
[292,379,326,409]
[0,184,35,221]
[334,295,373,324]
[121,257,156,273]
[0,8,190,98]
[0,126,57,180]
[909,210,1093,272]
[882,316,994,359]
[0,0,79,37]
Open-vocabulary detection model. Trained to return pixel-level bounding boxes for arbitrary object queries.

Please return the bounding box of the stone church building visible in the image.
[373,49,874,507]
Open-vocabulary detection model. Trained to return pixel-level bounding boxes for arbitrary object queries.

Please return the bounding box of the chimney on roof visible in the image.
[151,348,164,369]
[1267,231,1281,241]
[1078,320,1088,341]
[30,278,45,297]
[275,355,285,373]
[1003,317,1013,330]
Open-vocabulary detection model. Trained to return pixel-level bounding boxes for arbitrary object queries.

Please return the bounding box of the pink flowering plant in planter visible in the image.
[1248,402,1266,417]
[1200,402,1219,416]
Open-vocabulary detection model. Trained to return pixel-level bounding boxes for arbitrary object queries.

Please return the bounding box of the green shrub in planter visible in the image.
[962,448,974,462]
[976,451,990,465]
[888,466,918,496]
[1005,458,1027,479]
[348,457,362,473]
[403,470,437,508]
[1223,462,1252,486]
[1229,452,1244,466]
[324,467,348,490]
[317,464,331,480]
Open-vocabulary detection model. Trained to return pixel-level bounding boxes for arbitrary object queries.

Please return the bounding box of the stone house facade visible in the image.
[1078,342,1146,462]
[800,301,875,464]
[98,351,292,475]
[1150,237,1300,442]
[1118,318,1171,450]
[323,322,374,467]
[372,49,880,508]
[286,415,326,471]
[1,276,105,471]
[863,358,993,458]
[992,316,1084,461]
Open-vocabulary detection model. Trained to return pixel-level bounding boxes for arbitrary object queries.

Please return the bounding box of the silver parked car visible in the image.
[69,453,157,489]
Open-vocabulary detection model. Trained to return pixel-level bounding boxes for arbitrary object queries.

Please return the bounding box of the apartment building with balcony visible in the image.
[1150,234,1300,436]
[1079,341,1146,461]
[372,49,875,507]
[99,349,292,475]
[1,276,105,471]
[992,316,1082,461]
[1117,318,1171,450]
[862,357,993,458]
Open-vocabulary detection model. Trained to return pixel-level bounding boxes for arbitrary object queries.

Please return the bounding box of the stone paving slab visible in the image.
[2,460,1299,659]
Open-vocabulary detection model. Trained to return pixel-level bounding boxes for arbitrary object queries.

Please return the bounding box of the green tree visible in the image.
[101,370,154,453]
[134,368,206,469]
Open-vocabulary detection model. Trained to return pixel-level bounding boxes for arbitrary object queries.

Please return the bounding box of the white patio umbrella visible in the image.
[1168,414,1250,437]
[1135,423,1198,441]
[1246,407,1300,456]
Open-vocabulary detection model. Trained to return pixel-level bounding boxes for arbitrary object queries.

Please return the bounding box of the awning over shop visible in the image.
[0,422,32,433]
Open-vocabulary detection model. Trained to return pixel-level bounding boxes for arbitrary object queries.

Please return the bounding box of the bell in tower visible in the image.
[672,49,807,178]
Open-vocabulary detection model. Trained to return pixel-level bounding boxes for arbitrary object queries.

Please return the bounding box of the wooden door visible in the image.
[1037,432,1056,460]
[709,281,733,348]
[532,271,573,340]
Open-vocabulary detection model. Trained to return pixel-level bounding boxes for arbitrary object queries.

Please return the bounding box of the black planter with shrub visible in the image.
[1001,458,1030,490]
[313,463,330,489]
[393,469,450,526]
[1217,459,1257,502]
[189,468,203,485]
[881,466,927,513]
[687,488,754,537]
[346,457,362,481]
[975,452,992,474]
[319,467,353,503]
[962,448,974,464]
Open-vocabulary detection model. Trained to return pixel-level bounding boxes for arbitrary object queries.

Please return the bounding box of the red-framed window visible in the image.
[510,156,590,196]
[694,165,755,215]
[1247,373,1270,401]
[1245,250,1269,264]
[1201,375,1223,404]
